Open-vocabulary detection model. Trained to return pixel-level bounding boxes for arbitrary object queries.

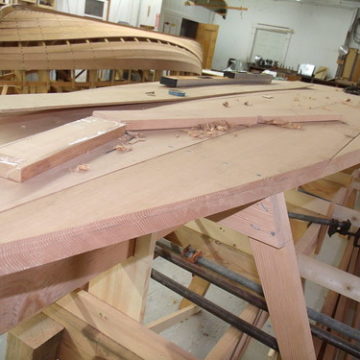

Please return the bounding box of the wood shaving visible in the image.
[262,95,274,99]
[263,119,302,130]
[75,164,90,172]
[114,144,132,152]
[186,120,230,139]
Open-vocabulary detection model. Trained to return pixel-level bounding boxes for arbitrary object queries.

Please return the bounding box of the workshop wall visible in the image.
[56,0,162,27]
[160,0,214,35]
[212,0,356,78]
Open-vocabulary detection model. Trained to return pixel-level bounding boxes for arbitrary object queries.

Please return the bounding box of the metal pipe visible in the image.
[151,268,279,351]
[152,268,360,358]
[155,246,266,310]
[157,239,360,343]
[158,238,263,294]
[288,211,331,225]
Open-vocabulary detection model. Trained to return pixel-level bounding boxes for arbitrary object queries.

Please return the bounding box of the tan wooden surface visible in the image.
[1,83,360,336]
[0,80,309,114]
[0,117,126,182]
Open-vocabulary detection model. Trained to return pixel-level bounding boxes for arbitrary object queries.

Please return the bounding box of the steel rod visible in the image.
[151,268,279,350]
[157,239,360,343]
[155,247,360,358]
[288,211,331,225]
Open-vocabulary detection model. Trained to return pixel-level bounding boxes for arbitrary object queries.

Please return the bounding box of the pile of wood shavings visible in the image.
[262,119,302,130]
[186,120,230,139]
[112,131,146,152]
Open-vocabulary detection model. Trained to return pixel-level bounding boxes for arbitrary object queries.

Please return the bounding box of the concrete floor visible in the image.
[0,232,347,359]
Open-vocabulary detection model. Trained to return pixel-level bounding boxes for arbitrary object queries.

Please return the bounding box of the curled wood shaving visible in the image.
[186,120,230,139]
[114,144,132,152]
[75,164,90,172]
[263,119,302,129]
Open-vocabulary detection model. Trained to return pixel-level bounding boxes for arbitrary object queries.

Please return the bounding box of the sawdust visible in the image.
[186,120,230,139]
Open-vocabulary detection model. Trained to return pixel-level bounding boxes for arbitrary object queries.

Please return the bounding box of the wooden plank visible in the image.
[248,194,316,360]
[0,80,310,115]
[215,196,289,248]
[88,232,160,322]
[179,276,210,309]
[0,117,126,182]
[6,313,64,360]
[298,253,360,302]
[147,305,200,333]
[46,291,197,360]
[294,223,321,255]
[93,112,341,131]
[205,305,268,360]
[0,239,134,334]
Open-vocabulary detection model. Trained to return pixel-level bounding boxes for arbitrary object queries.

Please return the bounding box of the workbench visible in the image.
[1,82,360,359]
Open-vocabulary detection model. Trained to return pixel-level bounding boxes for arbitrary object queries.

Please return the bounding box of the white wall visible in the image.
[212,0,356,77]
[56,0,162,27]
[160,0,214,35]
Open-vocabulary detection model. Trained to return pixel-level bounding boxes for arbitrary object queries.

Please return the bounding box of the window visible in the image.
[84,0,105,18]
[250,24,293,65]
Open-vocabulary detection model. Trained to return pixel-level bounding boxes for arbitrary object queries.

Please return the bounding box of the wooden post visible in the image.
[88,233,156,322]
[6,313,64,360]
[218,193,316,360]
[88,228,176,322]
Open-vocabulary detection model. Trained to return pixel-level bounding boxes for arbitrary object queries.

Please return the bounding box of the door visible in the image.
[196,23,219,69]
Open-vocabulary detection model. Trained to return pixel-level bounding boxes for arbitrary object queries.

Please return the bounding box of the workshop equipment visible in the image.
[288,212,360,246]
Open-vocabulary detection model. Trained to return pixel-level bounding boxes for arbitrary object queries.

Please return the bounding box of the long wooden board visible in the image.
[0,81,310,115]
[0,118,126,182]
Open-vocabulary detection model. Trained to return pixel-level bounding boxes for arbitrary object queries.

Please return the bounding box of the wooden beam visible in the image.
[298,253,360,302]
[147,304,200,333]
[0,117,126,182]
[0,239,134,334]
[94,111,341,132]
[6,313,64,360]
[179,276,210,309]
[88,232,159,322]
[45,291,197,360]
[205,305,268,360]
[241,194,316,359]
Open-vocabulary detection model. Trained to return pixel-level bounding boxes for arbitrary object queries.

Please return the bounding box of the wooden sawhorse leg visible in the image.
[218,193,316,360]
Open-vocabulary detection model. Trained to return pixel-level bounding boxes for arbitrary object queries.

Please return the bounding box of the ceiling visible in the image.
[275,0,360,7]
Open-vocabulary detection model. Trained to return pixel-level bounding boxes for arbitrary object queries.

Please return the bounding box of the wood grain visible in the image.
[0,117,126,182]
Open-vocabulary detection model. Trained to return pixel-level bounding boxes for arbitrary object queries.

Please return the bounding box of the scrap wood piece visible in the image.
[0,117,126,182]
[94,111,343,132]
